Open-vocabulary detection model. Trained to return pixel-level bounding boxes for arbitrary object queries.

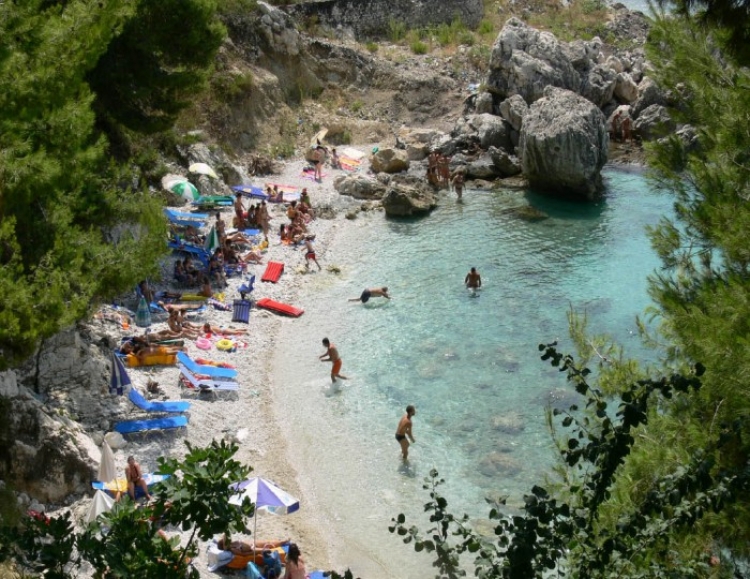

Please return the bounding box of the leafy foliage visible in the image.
[0,441,255,578]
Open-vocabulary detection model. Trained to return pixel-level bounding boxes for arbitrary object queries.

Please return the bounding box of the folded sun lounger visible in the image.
[177,352,239,393]
[255,298,304,318]
[261,261,284,283]
[128,386,191,414]
[113,415,188,434]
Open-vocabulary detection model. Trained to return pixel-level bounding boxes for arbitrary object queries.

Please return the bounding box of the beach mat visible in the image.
[340,147,366,160]
[339,156,361,171]
[261,261,284,283]
[256,298,304,318]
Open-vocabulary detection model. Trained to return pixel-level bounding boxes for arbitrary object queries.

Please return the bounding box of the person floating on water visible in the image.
[465,267,481,290]
[319,338,348,383]
[395,405,416,461]
[349,287,391,303]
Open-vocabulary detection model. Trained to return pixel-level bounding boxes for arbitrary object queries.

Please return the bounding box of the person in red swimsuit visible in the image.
[319,338,348,383]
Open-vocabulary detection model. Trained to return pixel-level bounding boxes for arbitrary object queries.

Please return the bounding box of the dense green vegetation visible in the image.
[0,0,225,370]
[0,441,255,578]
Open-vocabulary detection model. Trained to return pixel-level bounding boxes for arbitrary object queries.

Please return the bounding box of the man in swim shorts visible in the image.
[464,267,481,289]
[395,405,416,461]
[304,235,321,270]
[319,338,348,383]
[348,287,391,303]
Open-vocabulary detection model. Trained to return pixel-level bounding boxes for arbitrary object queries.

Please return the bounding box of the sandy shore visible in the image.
[87,154,369,576]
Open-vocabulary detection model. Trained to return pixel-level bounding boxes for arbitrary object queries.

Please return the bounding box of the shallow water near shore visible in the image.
[273,166,672,578]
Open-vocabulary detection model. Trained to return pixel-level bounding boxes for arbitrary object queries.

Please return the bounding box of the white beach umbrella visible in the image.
[86,489,115,523]
[188,162,219,179]
[97,440,117,484]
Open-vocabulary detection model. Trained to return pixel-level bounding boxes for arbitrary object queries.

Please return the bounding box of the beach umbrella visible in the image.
[161,173,189,190]
[189,162,219,179]
[231,185,267,199]
[229,477,299,554]
[170,180,200,202]
[86,489,115,524]
[204,225,221,254]
[109,352,131,396]
[310,128,327,148]
[97,440,117,484]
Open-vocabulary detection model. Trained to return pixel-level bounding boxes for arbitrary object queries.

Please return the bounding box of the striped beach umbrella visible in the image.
[204,225,221,254]
[170,181,200,202]
[109,352,131,396]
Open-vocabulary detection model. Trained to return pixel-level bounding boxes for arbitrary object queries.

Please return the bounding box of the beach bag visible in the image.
[232,299,252,323]
[262,549,281,579]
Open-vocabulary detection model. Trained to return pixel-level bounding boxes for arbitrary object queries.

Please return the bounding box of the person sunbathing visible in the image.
[203,323,249,336]
[120,340,185,361]
[157,301,203,313]
[217,536,290,556]
[240,248,264,264]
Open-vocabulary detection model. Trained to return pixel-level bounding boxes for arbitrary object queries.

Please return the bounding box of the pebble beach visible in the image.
[95,154,372,577]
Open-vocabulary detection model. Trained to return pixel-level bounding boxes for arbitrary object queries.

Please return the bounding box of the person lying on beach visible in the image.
[157,301,204,313]
[216,536,290,556]
[240,248,264,264]
[203,323,248,336]
[349,287,391,303]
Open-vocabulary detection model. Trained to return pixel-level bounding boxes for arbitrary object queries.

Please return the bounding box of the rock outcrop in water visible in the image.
[519,87,609,200]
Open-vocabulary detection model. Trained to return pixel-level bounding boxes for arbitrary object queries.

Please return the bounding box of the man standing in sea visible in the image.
[320,338,348,383]
[395,405,416,461]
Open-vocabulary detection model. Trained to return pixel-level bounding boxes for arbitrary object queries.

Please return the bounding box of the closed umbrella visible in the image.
[86,489,115,524]
[310,128,328,148]
[229,477,299,554]
[204,225,221,254]
[97,440,117,484]
[189,162,219,179]
[109,352,131,396]
[170,181,200,202]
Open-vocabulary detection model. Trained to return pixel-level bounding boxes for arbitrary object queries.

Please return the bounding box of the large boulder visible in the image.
[370,148,409,174]
[487,18,581,104]
[382,181,437,217]
[333,174,387,199]
[498,94,528,132]
[614,72,639,103]
[490,147,522,177]
[519,86,608,200]
[633,104,675,140]
[631,76,666,119]
[454,114,513,150]
[0,384,98,503]
[581,64,617,108]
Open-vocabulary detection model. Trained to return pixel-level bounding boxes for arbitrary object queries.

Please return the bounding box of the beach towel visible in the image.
[340,147,366,160]
[256,298,304,318]
[265,184,301,203]
[301,167,327,180]
[339,155,361,172]
[261,261,284,283]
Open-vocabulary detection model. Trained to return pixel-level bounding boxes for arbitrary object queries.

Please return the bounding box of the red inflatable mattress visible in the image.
[256,298,304,317]
[261,261,285,283]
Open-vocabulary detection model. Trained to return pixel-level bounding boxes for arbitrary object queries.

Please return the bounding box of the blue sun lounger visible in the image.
[113,415,188,435]
[128,387,191,414]
[177,352,239,393]
[164,209,210,228]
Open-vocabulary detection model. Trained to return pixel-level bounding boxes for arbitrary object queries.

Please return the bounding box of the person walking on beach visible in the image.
[395,405,416,461]
[304,235,321,271]
[320,338,348,383]
[465,267,481,289]
[349,287,391,303]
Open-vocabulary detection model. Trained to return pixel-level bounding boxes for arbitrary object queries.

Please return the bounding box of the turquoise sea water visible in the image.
[274,166,673,578]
